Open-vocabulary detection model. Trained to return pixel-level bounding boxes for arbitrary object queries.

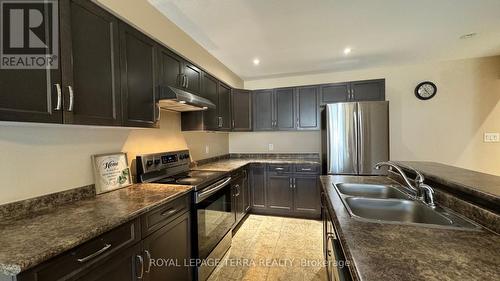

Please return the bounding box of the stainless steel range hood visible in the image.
[158,86,216,112]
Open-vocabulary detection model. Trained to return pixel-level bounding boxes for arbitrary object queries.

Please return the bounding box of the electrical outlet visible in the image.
[268,144,274,151]
[484,132,500,143]
[205,145,210,154]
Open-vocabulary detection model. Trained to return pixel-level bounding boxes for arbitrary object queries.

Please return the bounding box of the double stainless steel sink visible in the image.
[333,183,480,230]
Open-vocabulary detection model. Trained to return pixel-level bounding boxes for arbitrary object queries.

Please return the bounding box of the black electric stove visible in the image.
[136,150,226,191]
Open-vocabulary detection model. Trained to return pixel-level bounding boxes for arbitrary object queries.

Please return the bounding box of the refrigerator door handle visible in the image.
[353,103,359,174]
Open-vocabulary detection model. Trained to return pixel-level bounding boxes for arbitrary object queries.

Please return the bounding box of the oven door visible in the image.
[195,177,235,259]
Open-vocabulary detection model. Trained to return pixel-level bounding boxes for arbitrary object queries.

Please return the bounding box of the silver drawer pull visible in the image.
[301,168,313,171]
[160,208,177,216]
[144,250,152,273]
[275,167,284,170]
[67,85,74,111]
[54,84,62,110]
[136,254,144,279]
[77,243,112,262]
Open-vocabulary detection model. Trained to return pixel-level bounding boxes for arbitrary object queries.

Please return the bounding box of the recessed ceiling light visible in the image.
[253,58,260,65]
[459,33,477,40]
[343,48,352,55]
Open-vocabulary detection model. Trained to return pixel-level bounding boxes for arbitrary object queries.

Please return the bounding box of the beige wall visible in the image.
[0,112,229,205]
[94,0,243,88]
[0,0,239,205]
[240,56,500,176]
[229,131,320,153]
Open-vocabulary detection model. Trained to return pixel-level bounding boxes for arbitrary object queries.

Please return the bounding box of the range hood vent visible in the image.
[158,86,216,112]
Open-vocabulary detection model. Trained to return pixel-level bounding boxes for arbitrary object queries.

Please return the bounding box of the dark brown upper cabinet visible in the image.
[0,4,62,124]
[231,89,252,131]
[218,82,231,130]
[320,79,385,105]
[296,86,320,130]
[59,0,122,126]
[119,22,159,128]
[203,73,219,130]
[181,62,202,95]
[350,79,385,101]
[253,89,274,131]
[158,47,183,88]
[274,87,296,130]
[320,82,350,105]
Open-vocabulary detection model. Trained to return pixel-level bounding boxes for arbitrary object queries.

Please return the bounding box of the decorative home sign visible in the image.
[92,152,132,194]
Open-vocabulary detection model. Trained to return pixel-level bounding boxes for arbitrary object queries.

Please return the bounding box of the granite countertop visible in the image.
[320,175,500,281]
[395,161,500,207]
[0,184,192,276]
[193,158,320,172]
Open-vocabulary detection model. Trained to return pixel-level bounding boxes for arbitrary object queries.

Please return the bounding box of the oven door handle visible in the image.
[196,177,232,203]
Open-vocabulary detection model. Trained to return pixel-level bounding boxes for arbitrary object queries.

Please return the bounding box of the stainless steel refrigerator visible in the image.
[321,101,389,175]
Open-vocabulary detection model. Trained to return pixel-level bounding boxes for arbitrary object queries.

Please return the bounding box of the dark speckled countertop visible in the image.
[321,175,500,281]
[395,161,500,209]
[0,184,192,276]
[193,158,320,172]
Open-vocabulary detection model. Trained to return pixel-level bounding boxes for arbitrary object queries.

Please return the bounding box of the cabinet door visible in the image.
[242,170,251,213]
[253,90,274,131]
[143,212,192,281]
[274,88,295,130]
[294,176,321,216]
[320,83,349,105]
[0,9,61,124]
[158,47,182,88]
[183,62,202,94]
[218,82,231,131]
[60,0,121,126]
[231,89,252,131]
[202,73,219,130]
[350,79,385,101]
[296,86,320,130]
[75,244,142,281]
[119,23,158,128]
[267,175,293,211]
[233,177,245,224]
[250,164,266,209]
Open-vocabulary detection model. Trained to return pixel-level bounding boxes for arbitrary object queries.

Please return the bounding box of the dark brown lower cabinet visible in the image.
[250,164,267,210]
[294,176,321,216]
[74,244,141,281]
[267,174,293,211]
[143,212,192,281]
[250,163,321,219]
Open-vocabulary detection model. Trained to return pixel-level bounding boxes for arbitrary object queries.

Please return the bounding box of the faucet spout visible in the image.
[374,161,420,198]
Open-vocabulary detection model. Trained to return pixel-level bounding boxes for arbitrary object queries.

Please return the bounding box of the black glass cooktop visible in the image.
[153,170,226,189]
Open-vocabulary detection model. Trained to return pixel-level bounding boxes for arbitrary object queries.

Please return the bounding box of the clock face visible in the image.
[415,82,437,100]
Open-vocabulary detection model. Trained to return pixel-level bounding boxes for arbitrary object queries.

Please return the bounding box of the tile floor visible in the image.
[207,215,327,281]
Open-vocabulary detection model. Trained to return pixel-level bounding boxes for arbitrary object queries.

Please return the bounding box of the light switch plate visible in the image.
[268,144,274,151]
[484,132,500,143]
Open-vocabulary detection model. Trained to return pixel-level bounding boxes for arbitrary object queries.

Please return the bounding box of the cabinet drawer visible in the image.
[141,194,190,237]
[21,219,140,281]
[268,164,292,173]
[294,164,320,174]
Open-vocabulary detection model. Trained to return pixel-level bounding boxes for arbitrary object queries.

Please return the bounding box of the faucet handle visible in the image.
[420,184,436,208]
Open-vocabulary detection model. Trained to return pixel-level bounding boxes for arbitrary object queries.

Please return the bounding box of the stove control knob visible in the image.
[183,153,190,160]
[154,159,161,165]
[146,160,153,167]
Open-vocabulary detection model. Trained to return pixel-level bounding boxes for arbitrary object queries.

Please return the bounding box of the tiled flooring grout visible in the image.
[207,214,326,281]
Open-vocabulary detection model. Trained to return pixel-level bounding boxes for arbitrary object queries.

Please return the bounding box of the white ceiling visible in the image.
[149,0,500,80]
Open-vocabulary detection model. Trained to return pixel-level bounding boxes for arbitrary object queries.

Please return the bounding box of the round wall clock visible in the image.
[415,81,437,100]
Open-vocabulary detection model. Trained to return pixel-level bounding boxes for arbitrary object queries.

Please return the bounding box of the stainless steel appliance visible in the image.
[136,150,234,281]
[158,86,216,112]
[322,101,389,175]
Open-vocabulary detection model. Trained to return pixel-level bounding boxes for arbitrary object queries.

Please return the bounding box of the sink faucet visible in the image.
[374,161,421,198]
[374,161,436,207]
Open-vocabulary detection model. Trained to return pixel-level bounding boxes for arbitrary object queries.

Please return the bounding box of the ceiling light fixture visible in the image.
[459,33,477,40]
[253,58,260,65]
[343,48,352,55]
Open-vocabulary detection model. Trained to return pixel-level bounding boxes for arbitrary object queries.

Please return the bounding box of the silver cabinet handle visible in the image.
[185,75,189,88]
[293,178,296,188]
[136,254,144,279]
[160,208,177,217]
[144,250,152,273]
[289,178,292,188]
[301,168,312,171]
[156,103,161,122]
[275,167,284,171]
[232,119,235,128]
[296,117,299,128]
[54,84,62,110]
[235,184,240,196]
[67,86,74,111]
[77,243,112,262]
